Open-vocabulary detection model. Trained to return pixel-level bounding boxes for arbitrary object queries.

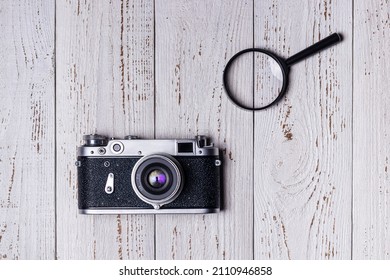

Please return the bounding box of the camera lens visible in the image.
[131,154,184,209]
[147,169,167,188]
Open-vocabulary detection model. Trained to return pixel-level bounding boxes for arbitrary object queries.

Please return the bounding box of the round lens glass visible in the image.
[131,154,184,207]
[147,169,167,188]
[224,51,284,109]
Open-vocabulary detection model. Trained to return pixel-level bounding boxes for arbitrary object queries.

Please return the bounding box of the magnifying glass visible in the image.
[223,33,342,111]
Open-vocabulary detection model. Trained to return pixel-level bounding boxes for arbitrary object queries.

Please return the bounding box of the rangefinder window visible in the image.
[177,142,194,153]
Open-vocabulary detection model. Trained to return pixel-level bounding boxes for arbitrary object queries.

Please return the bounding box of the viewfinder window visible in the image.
[177,142,194,153]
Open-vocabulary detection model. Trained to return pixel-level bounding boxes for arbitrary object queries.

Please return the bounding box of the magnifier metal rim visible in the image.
[223,48,289,111]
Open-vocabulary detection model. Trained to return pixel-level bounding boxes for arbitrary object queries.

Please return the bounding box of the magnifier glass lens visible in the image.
[224,51,284,109]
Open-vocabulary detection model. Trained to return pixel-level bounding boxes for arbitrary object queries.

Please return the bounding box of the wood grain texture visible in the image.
[56,0,155,259]
[3,0,390,260]
[353,0,390,259]
[0,0,55,259]
[154,0,254,259]
[253,0,353,259]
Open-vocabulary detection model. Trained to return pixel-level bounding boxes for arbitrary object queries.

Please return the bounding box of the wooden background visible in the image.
[0,0,389,260]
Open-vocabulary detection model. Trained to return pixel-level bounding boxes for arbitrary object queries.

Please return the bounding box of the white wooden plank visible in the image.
[254,0,352,259]
[353,0,390,259]
[155,0,254,259]
[56,0,155,259]
[0,0,55,259]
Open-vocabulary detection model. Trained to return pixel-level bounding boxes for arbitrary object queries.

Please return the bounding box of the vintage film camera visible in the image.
[76,134,221,214]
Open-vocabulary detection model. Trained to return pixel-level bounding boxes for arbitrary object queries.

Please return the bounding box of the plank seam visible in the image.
[54,0,58,260]
[153,0,157,261]
[351,0,354,261]
[252,0,255,260]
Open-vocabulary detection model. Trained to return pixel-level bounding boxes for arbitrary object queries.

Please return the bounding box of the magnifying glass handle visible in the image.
[285,33,342,67]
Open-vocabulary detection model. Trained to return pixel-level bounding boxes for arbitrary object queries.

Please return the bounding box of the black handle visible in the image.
[285,33,342,67]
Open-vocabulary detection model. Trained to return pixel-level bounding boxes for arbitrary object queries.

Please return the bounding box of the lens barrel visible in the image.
[131,154,184,209]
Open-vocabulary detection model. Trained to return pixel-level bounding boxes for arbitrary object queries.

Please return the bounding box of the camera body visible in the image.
[76,134,221,214]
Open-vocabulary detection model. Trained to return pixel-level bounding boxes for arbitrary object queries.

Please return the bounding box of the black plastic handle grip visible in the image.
[285,33,342,67]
